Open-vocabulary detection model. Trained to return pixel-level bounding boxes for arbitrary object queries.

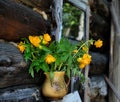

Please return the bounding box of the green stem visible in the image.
[58,63,63,71]
[73,40,92,58]
[54,63,57,71]
[32,52,36,59]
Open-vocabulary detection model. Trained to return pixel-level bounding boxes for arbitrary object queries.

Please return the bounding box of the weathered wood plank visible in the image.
[104,75,120,102]
[109,1,120,102]
[84,5,91,102]
[51,0,63,41]
[0,0,49,41]
[67,0,88,11]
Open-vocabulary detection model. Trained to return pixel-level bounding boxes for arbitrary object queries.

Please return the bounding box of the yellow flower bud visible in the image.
[39,45,42,49]
[82,46,88,52]
[73,50,78,53]
[17,41,25,53]
[77,57,82,62]
[42,39,49,45]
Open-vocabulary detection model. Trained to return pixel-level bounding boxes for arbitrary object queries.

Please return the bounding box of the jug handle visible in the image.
[65,77,70,87]
[65,76,70,87]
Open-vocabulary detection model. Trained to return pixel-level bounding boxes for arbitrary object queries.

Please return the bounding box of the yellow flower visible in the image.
[29,36,41,47]
[45,54,56,64]
[73,50,78,53]
[94,39,103,48]
[78,53,92,69]
[17,41,25,53]
[43,33,51,42]
[82,54,91,65]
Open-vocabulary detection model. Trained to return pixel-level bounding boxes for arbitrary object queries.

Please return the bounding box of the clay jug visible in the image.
[42,71,69,100]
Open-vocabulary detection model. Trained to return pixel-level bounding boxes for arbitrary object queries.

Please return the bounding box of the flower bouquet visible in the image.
[18,33,103,82]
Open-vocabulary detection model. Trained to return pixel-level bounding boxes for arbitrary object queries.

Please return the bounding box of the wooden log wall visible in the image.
[0,0,112,101]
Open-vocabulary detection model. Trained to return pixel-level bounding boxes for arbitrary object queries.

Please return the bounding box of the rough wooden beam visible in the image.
[104,75,120,101]
[110,2,120,34]
[67,0,88,11]
[0,0,49,41]
[109,1,120,102]
[84,5,91,102]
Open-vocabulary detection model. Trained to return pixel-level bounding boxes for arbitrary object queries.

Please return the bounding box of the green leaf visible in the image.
[41,63,49,72]
[28,60,41,77]
[67,56,73,67]
[35,65,41,72]
[41,45,51,52]
[29,66,34,78]
[80,73,85,83]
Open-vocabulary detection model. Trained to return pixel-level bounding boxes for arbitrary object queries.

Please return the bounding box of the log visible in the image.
[89,52,108,75]
[0,42,44,88]
[0,85,44,102]
[0,0,49,41]
[89,76,107,102]
[15,0,52,11]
